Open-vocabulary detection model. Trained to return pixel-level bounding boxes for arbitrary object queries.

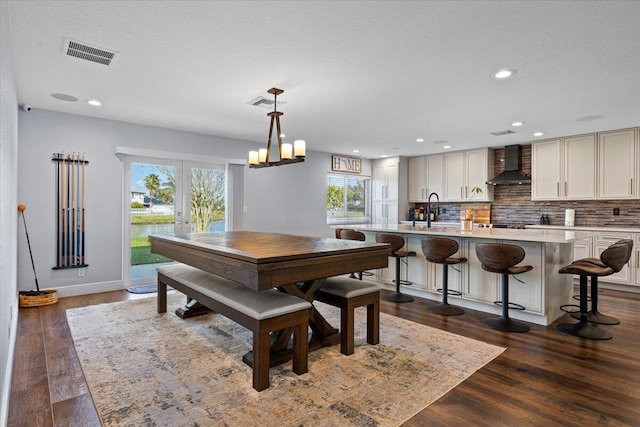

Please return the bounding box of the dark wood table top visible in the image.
[150,231,390,291]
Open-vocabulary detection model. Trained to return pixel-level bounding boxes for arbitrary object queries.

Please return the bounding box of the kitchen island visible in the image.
[347,224,597,326]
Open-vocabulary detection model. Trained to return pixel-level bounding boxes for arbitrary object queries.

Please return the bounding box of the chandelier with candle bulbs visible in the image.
[248,87,305,168]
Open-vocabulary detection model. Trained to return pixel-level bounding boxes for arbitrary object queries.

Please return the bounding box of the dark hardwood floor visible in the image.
[8,287,640,426]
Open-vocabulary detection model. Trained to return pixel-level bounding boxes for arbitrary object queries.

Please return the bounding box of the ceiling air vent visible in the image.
[63,38,118,66]
[490,129,516,136]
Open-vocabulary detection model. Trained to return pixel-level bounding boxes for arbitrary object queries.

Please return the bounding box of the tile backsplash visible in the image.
[412,145,640,228]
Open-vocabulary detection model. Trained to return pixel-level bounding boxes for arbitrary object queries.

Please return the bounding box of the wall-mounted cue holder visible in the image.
[52,152,89,270]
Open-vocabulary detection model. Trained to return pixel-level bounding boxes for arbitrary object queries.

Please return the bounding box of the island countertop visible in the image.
[348,223,596,244]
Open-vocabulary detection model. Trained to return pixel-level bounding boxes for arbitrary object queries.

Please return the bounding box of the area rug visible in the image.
[66,293,505,426]
[126,283,173,294]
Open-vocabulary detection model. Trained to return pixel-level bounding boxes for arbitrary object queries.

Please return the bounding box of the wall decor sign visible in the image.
[331,155,362,173]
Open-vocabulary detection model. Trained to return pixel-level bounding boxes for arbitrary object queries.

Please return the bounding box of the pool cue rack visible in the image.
[52,152,89,270]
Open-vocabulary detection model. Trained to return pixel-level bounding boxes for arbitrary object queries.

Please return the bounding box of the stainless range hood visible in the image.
[486,144,531,185]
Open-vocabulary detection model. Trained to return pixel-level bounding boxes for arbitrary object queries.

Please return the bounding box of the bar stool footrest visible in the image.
[392,280,413,286]
[570,310,620,325]
[493,300,526,311]
[436,288,462,296]
[560,304,580,314]
[573,294,591,302]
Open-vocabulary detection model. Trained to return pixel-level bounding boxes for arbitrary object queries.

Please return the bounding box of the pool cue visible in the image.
[71,153,76,266]
[66,153,71,266]
[55,155,60,267]
[76,153,81,265]
[81,154,86,265]
[61,155,67,267]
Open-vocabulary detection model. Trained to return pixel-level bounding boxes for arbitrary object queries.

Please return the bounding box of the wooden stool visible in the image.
[421,237,466,316]
[376,234,416,303]
[475,243,533,332]
[315,276,380,355]
[558,240,632,340]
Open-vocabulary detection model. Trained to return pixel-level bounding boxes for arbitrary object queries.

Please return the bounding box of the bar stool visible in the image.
[375,234,416,303]
[339,229,367,280]
[558,240,632,340]
[567,239,633,325]
[421,237,466,316]
[475,243,533,332]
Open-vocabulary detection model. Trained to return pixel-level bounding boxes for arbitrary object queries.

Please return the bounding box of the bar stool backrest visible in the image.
[340,229,366,241]
[601,240,633,273]
[476,243,525,273]
[334,228,344,239]
[421,237,459,263]
[375,234,405,255]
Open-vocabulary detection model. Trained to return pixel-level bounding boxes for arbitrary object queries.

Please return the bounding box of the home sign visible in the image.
[331,155,362,173]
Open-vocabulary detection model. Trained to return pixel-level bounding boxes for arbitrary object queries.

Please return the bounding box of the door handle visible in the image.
[557,182,560,197]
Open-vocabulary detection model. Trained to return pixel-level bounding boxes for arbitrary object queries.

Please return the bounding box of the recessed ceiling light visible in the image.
[353,150,359,153]
[50,93,78,102]
[533,132,545,137]
[87,99,102,106]
[279,133,285,138]
[416,138,424,143]
[381,155,388,158]
[443,145,451,149]
[511,121,524,127]
[494,69,516,79]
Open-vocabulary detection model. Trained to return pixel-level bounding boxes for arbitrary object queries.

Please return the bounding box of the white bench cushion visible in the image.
[319,276,380,298]
[157,264,310,320]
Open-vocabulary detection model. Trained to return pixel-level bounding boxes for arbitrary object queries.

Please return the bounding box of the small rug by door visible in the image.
[126,283,159,294]
[67,293,504,426]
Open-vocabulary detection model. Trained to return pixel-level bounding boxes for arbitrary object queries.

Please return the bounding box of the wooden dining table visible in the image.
[149,231,389,366]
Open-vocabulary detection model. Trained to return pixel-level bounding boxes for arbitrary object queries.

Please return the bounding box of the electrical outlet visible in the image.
[78,268,86,277]
[613,208,620,216]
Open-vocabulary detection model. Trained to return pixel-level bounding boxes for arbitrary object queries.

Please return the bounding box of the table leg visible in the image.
[175,297,212,319]
[243,278,342,368]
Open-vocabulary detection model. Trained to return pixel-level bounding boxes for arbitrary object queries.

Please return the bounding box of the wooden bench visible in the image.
[156,263,310,391]
[314,276,380,355]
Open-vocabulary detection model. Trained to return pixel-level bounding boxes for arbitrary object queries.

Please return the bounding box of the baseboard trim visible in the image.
[1,294,19,427]
[44,280,125,298]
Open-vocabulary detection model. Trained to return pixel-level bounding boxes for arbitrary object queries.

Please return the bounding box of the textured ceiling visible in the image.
[8,1,640,158]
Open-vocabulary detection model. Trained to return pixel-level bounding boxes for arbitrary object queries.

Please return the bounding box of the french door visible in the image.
[124,156,226,285]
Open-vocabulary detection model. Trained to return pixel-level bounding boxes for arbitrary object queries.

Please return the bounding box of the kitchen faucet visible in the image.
[427,192,440,228]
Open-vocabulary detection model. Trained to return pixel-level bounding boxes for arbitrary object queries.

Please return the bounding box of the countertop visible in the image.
[349,223,596,244]
[526,224,640,233]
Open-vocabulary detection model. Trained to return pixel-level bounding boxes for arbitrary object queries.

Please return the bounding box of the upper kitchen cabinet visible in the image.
[598,129,637,199]
[373,158,399,201]
[408,154,444,202]
[443,148,493,202]
[532,134,596,200]
[372,156,408,223]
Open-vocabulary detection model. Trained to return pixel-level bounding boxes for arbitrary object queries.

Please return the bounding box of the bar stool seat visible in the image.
[376,234,416,303]
[558,240,632,340]
[475,243,533,333]
[421,237,466,316]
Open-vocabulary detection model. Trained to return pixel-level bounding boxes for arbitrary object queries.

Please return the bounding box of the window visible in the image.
[326,174,370,224]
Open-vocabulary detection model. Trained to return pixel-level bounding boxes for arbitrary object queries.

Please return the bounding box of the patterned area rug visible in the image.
[67,293,505,426]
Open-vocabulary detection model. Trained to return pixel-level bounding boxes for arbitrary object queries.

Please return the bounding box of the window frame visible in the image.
[326,173,370,225]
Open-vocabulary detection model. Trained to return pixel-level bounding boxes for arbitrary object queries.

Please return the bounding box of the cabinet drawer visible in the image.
[594,232,633,243]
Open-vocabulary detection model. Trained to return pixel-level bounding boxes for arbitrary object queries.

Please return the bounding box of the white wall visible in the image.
[17,109,372,295]
[0,0,19,423]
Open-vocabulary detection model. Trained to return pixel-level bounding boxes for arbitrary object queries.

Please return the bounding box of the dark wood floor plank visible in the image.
[7,287,640,426]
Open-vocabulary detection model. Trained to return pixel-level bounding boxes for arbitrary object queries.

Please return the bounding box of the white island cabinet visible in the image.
[347,224,595,326]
